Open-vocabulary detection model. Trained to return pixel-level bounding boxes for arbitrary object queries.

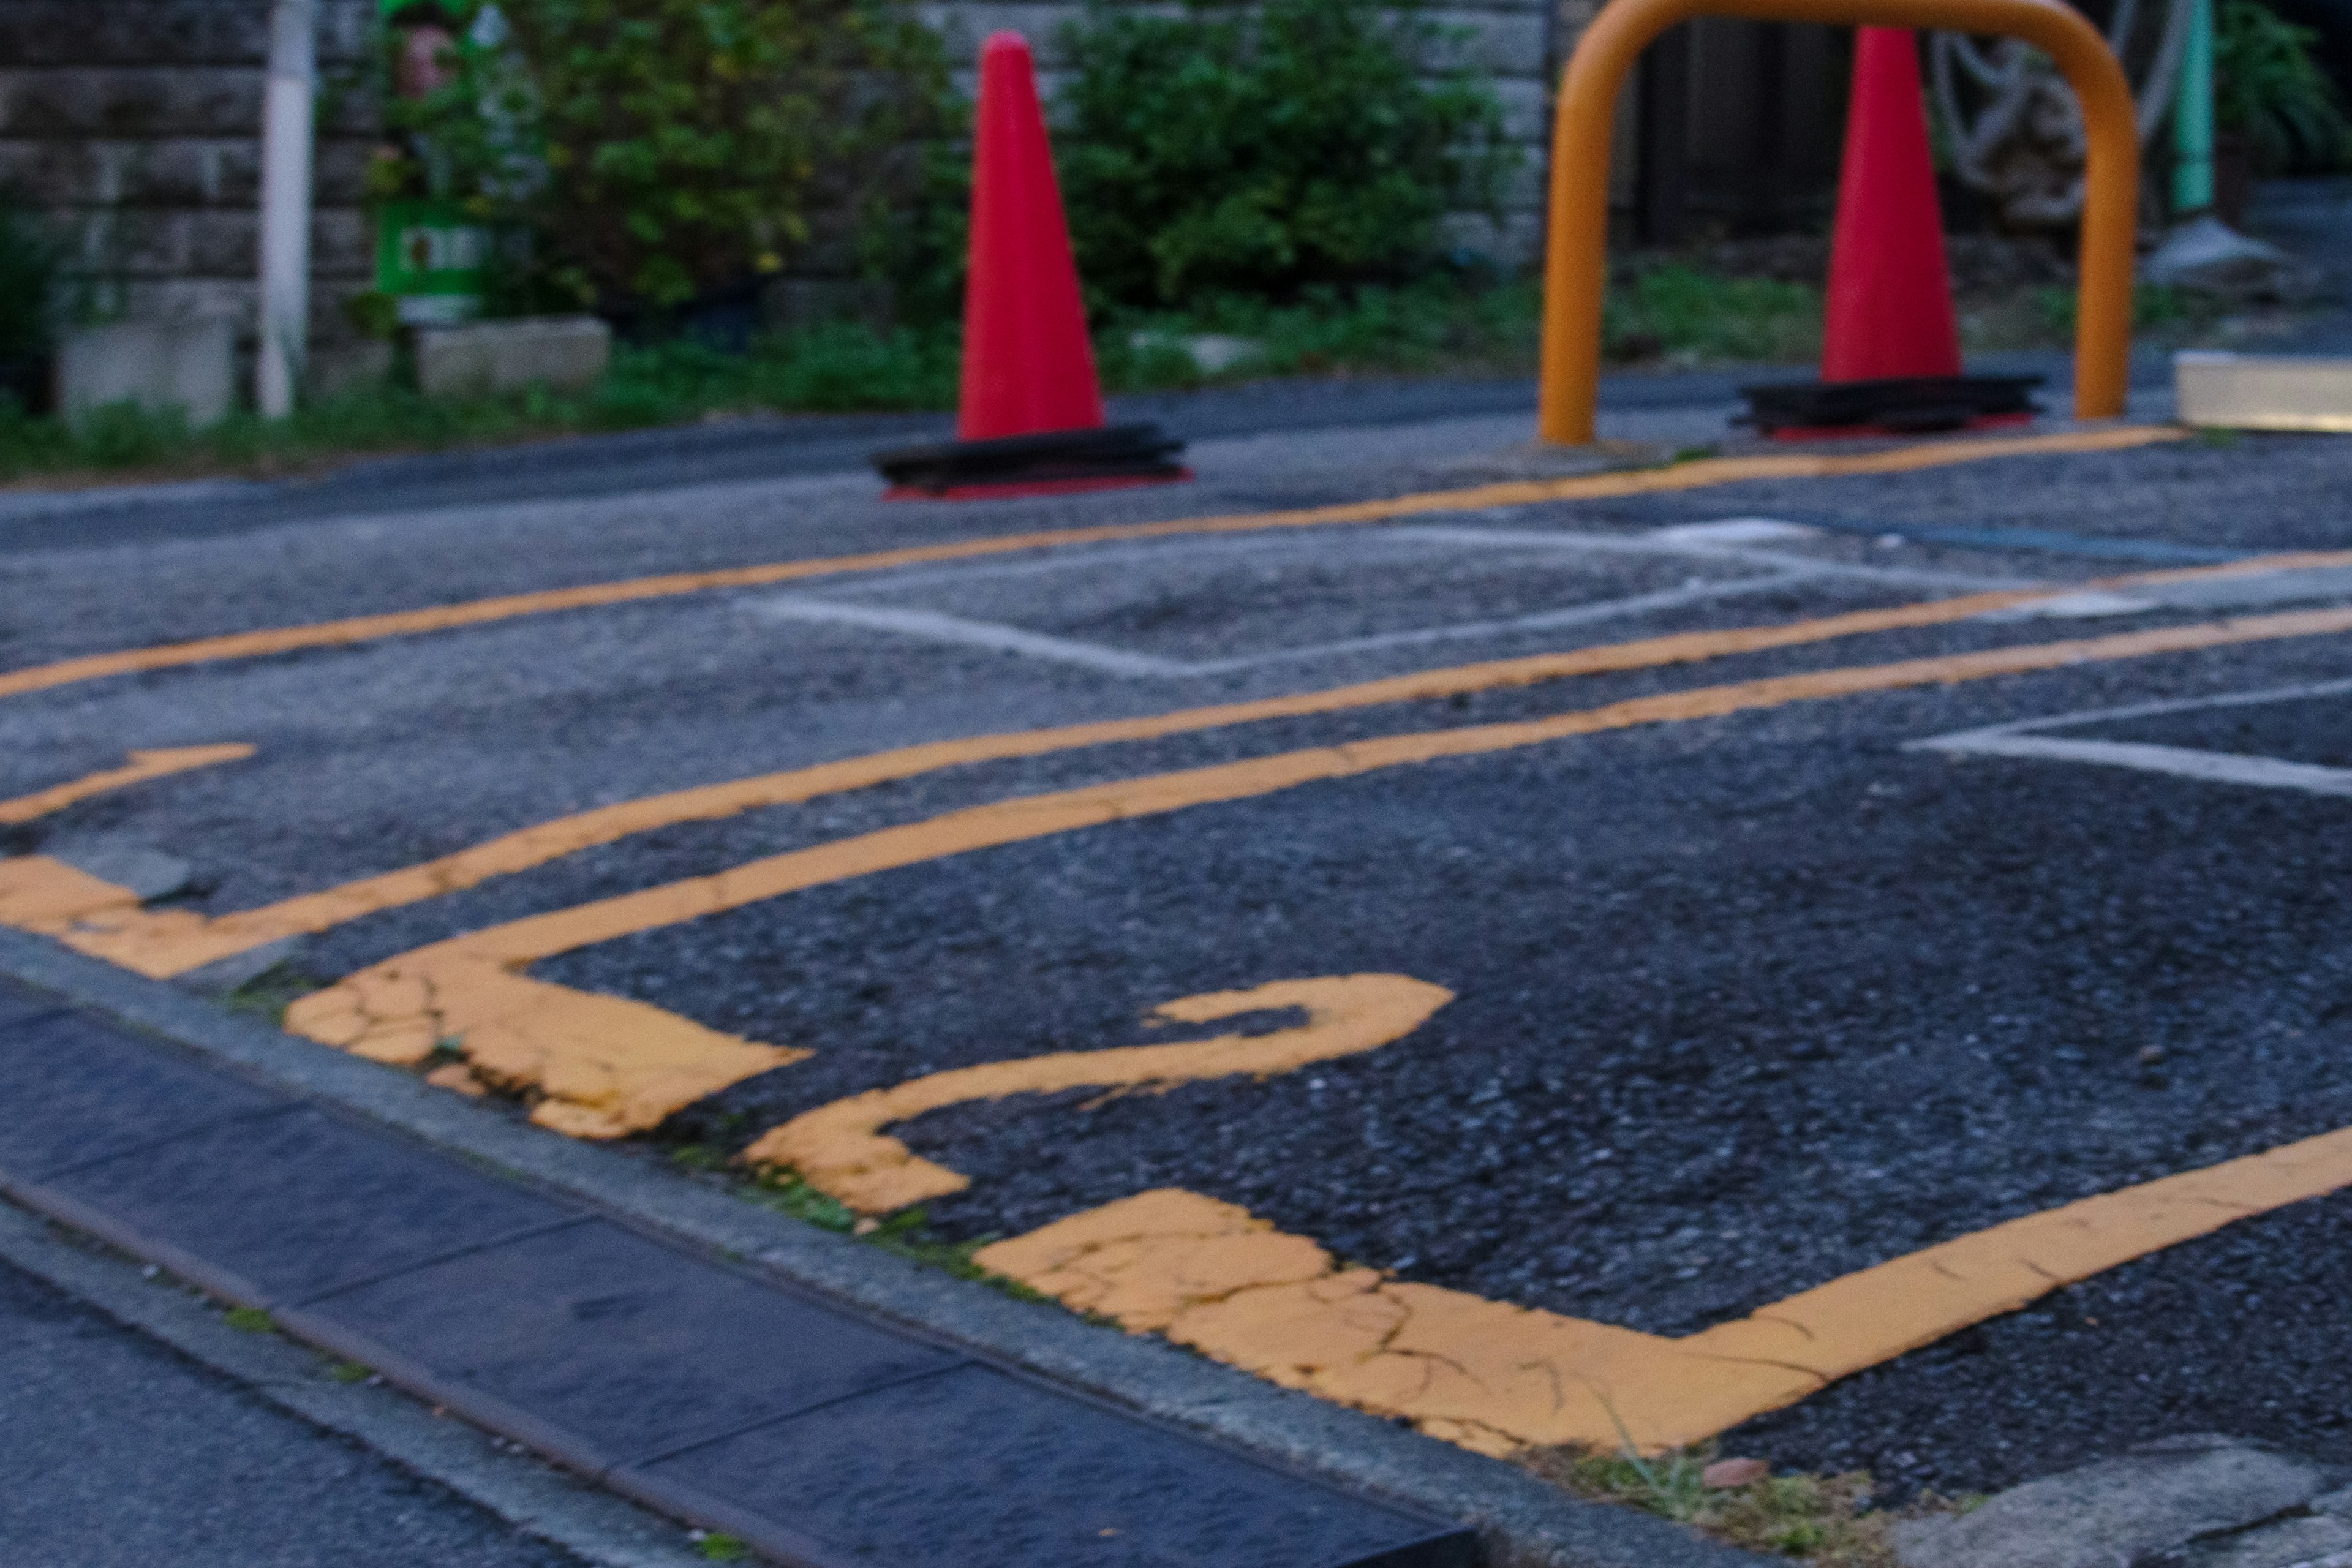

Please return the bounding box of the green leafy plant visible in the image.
[2216,0,2352,173]
[386,0,956,311]
[1055,0,1515,310]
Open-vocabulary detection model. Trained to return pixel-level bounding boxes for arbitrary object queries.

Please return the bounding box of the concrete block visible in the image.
[2176,351,2352,434]
[413,315,612,399]
[0,66,262,138]
[56,317,235,429]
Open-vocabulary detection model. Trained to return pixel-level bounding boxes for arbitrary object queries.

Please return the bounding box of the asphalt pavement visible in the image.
[4,360,2351,1551]
[0,1253,593,1568]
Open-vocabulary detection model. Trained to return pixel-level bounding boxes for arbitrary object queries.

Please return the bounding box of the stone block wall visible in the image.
[0,0,377,350]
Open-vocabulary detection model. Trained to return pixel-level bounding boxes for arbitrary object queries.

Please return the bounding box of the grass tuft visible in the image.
[222,1306,277,1335]
[1520,1443,1976,1565]
[219,963,328,1028]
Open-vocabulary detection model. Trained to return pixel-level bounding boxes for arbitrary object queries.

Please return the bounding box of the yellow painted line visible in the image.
[978,1120,2352,1458]
[51,584,2068,979]
[0,424,2179,705]
[0,745,253,825]
[277,601,2352,1136]
[54,538,2352,982]
[0,856,156,933]
[745,975,1452,1212]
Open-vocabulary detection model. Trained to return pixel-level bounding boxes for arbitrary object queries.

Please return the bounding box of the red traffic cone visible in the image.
[874,32,1187,499]
[1741,28,2040,438]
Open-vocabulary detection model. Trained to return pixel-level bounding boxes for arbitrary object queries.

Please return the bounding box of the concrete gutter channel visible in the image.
[0,930,1768,1568]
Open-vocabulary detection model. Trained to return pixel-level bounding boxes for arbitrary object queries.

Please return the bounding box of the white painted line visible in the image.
[744,595,1196,677]
[751,570,1828,680]
[1646,517,1822,545]
[1916,674,2352,743]
[813,527,1447,594]
[1911,674,2352,797]
[749,514,2052,680]
[816,516,2033,601]
[2148,564,2352,611]
[1396,524,2043,592]
[1179,570,1827,674]
[1915,733,2352,797]
[1980,566,2352,621]
[1975,590,2161,622]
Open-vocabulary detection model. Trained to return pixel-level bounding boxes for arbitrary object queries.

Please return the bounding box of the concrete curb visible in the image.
[0,929,1770,1568]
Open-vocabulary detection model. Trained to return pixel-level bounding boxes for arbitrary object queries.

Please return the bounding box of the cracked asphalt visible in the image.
[6,382,2352,1505]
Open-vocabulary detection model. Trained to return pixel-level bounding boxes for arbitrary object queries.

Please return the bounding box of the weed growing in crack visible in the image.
[660,1147,1052,1304]
[1519,1442,1974,1566]
[219,963,327,1027]
[222,1306,276,1335]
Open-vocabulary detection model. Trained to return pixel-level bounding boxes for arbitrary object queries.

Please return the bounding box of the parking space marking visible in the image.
[1396,524,2038,594]
[975,1117,2352,1457]
[0,745,253,824]
[1915,674,2352,796]
[744,974,1451,1213]
[1980,563,2352,623]
[0,424,2180,704]
[755,518,2042,679]
[264,603,2352,1136]
[755,570,1829,677]
[1182,572,1826,673]
[1920,736,2352,796]
[746,594,1199,676]
[32,582,2075,981]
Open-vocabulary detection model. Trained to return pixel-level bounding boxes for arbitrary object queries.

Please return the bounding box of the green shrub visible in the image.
[2217,0,2352,172]
[1055,0,1516,311]
[385,0,956,311]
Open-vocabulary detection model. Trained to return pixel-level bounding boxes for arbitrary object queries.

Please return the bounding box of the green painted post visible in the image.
[2173,0,2216,216]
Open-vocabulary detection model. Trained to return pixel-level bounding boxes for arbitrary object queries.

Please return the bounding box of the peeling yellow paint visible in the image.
[0,745,253,825]
[981,1121,2352,1456]
[284,951,806,1139]
[0,856,149,931]
[742,974,1452,1212]
[278,601,2352,1140]
[0,426,2182,707]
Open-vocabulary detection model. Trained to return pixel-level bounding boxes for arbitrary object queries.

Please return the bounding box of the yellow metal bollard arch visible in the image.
[1540,0,2139,445]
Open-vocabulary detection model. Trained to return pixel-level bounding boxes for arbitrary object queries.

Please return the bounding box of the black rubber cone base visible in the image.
[1739,374,2045,437]
[873,422,1188,498]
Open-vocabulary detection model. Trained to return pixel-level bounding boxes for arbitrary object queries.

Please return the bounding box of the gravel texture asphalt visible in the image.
[4,383,2350,1513]
[0,1256,590,1568]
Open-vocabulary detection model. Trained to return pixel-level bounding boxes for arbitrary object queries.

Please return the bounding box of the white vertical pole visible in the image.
[257,0,318,418]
